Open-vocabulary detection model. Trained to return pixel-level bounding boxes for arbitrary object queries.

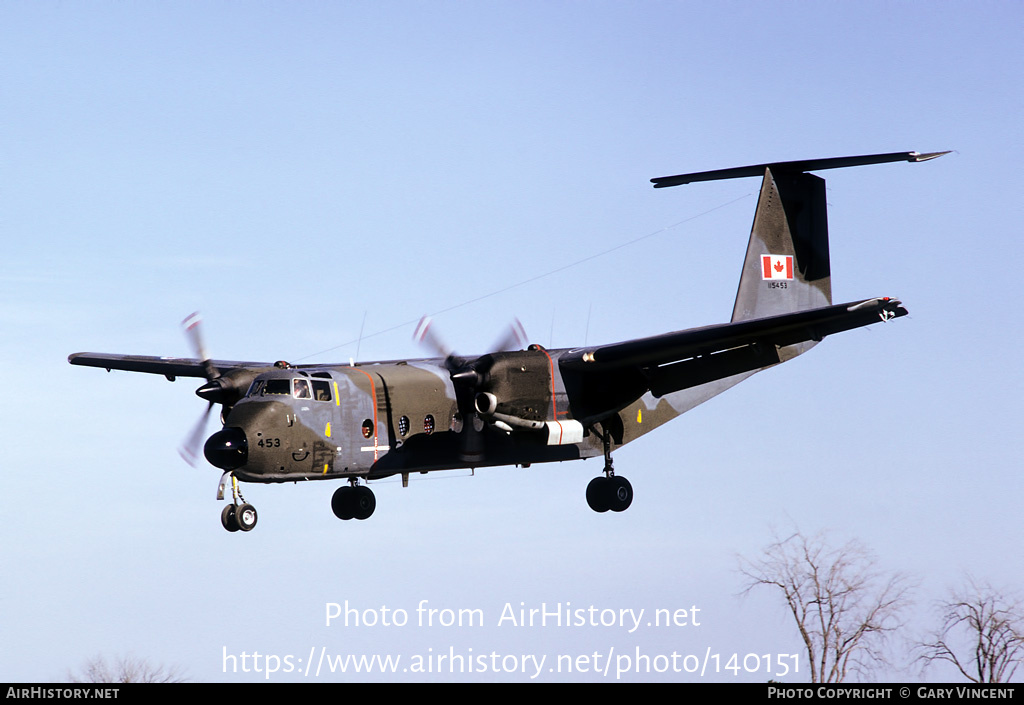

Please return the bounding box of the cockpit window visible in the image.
[263,379,291,396]
[312,380,332,402]
[250,377,323,399]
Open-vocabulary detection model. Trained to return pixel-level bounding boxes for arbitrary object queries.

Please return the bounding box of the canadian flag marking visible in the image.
[761,254,793,280]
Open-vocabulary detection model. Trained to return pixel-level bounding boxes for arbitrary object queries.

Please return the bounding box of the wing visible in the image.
[68,353,274,381]
[559,296,906,423]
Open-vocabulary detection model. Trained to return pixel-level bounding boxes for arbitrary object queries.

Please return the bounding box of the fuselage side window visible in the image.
[293,379,311,399]
[311,380,332,402]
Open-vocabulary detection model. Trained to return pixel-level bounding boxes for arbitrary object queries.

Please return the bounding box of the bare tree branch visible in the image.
[740,529,913,682]
[916,577,1024,682]
[67,655,187,683]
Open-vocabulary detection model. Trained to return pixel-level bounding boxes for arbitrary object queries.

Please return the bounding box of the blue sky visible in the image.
[2,2,1022,682]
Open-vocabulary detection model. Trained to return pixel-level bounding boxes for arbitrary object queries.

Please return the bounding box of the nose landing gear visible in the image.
[218,472,258,532]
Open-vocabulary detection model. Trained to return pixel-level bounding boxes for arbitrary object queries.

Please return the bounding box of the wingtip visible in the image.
[651,150,951,188]
[909,150,952,162]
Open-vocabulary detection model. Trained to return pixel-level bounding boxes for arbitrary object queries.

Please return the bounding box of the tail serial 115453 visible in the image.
[70,151,946,532]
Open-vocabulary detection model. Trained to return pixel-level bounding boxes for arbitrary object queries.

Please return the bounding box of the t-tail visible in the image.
[562,152,944,439]
[654,150,948,327]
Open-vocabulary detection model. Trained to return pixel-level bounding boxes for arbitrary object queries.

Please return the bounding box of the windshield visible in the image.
[247,377,333,401]
[263,379,291,396]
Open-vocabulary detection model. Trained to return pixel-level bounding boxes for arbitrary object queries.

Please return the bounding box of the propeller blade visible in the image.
[413,316,454,361]
[179,401,214,467]
[489,317,528,353]
[415,316,528,361]
[182,311,218,381]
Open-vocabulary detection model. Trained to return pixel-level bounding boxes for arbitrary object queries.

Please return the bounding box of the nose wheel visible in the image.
[218,473,258,532]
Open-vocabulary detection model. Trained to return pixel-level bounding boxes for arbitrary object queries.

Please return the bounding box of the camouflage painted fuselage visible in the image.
[225,349,601,483]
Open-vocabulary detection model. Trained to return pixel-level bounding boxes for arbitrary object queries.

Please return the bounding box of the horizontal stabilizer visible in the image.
[651,151,949,188]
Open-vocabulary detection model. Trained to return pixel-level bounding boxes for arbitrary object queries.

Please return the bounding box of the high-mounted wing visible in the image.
[561,297,905,373]
[69,311,279,382]
[560,295,905,419]
[67,352,273,381]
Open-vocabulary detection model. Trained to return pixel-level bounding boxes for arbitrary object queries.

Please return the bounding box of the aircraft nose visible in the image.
[204,427,248,470]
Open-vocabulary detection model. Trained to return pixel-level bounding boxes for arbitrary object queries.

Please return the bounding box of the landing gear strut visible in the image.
[219,473,258,532]
[586,429,633,513]
[331,481,376,521]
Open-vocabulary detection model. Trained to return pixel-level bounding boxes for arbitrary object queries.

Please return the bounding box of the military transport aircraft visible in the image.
[69,151,945,532]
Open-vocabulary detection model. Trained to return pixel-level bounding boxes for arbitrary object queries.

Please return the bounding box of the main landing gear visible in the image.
[219,473,258,532]
[586,474,633,513]
[331,481,376,521]
[586,429,633,513]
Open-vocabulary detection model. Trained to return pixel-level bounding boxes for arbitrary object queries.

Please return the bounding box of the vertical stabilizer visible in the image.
[731,167,832,322]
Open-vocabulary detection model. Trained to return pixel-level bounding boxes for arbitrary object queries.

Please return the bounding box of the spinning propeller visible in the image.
[414,316,528,462]
[177,312,219,466]
[177,312,254,467]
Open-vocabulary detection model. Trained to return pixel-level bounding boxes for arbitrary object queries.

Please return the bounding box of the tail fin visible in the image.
[731,166,832,322]
[652,151,948,323]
